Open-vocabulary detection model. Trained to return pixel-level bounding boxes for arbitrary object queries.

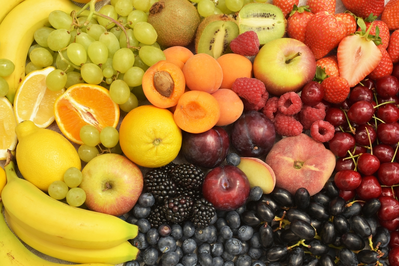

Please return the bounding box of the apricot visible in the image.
[182,53,223,93]
[216,53,253,89]
[212,89,244,126]
[142,60,186,108]
[163,46,194,70]
[174,90,220,134]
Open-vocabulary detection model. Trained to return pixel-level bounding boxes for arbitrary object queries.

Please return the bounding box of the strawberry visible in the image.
[368,46,393,81]
[316,55,339,77]
[357,15,390,49]
[381,0,399,30]
[307,0,335,14]
[322,76,350,104]
[337,18,382,87]
[341,0,385,19]
[287,5,314,43]
[304,11,347,60]
[388,30,399,64]
[335,12,357,36]
[273,0,299,18]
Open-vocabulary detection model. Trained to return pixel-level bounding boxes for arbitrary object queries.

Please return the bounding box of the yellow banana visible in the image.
[0,0,28,24]
[4,210,139,264]
[1,155,139,250]
[0,0,80,103]
[0,202,115,266]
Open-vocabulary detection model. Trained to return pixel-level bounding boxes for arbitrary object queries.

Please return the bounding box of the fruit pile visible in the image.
[2,0,399,265]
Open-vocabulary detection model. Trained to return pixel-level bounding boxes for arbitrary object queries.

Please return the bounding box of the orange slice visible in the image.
[54,83,120,144]
[13,66,64,128]
[0,97,17,160]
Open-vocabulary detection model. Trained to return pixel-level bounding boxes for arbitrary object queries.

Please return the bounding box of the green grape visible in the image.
[101,57,114,71]
[47,29,71,51]
[110,26,122,39]
[55,51,73,72]
[103,67,114,78]
[138,42,161,49]
[133,54,149,72]
[80,124,101,147]
[99,126,119,148]
[112,48,135,74]
[69,30,78,45]
[149,0,159,5]
[48,10,73,30]
[34,27,54,48]
[88,41,109,65]
[216,0,232,14]
[132,0,151,12]
[75,32,95,51]
[118,16,128,25]
[213,7,223,14]
[46,69,67,91]
[63,167,83,188]
[81,63,103,84]
[119,29,139,49]
[225,0,243,12]
[65,71,82,88]
[99,32,120,58]
[29,47,54,68]
[97,5,118,29]
[123,66,144,87]
[127,10,148,29]
[119,92,138,113]
[117,73,125,81]
[198,0,215,17]
[191,0,201,3]
[109,80,130,104]
[110,0,119,6]
[115,0,133,16]
[67,43,87,66]
[133,22,157,45]
[86,24,107,41]
[131,85,146,101]
[105,78,113,85]
[77,16,98,33]
[138,46,166,67]
[0,77,9,97]
[66,187,86,207]
[0,59,15,77]
[78,144,99,162]
[48,180,69,200]
[25,62,42,74]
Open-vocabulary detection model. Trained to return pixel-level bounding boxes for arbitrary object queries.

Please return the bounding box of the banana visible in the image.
[0,202,115,266]
[4,210,139,264]
[0,0,80,103]
[1,155,139,250]
[0,0,28,24]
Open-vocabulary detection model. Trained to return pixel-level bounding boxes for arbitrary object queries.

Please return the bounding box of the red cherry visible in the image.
[378,196,399,221]
[373,144,395,163]
[360,79,375,90]
[339,189,356,201]
[325,107,347,127]
[381,187,396,198]
[356,175,382,200]
[377,122,399,145]
[347,100,375,125]
[380,217,399,231]
[376,103,399,123]
[335,157,355,172]
[377,94,399,104]
[352,145,367,155]
[389,246,399,266]
[375,75,399,98]
[390,231,399,248]
[378,162,399,186]
[334,170,362,191]
[393,63,399,80]
[328,132,356,157]
[348,85,374,104]
[357,153,380,176]
[301,81,324,106]
[354,124,377,146]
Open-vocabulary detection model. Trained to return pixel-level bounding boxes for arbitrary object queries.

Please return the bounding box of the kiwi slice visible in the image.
[237,3,286,45]
[195,14,239,59]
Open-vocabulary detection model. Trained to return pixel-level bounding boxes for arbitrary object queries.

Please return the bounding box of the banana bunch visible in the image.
[1,156,140,264]
[0,0,80,103]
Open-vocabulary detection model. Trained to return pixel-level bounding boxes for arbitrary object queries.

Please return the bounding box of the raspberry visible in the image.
[299,102,326,130]
[262,97,279,122]
[278,92,302,115]
[310,120,335,142]
[274,113,303,137]
[230,31,260,56]
[231,77,269,111]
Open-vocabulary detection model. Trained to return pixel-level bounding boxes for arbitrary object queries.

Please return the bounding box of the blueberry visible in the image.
[216,218,227,230]
[251,261,266,266]
[248,186,263,202]
[132,205,151,219]
[183,221,195,238]
[238,241,249,255]
[235,254,252,266]
[138,193,155,207]
[158,224,172,237]
[225,238,243,256]
[143,247,159,265]
[207,225,218,243]
[175,246,183,260]
[248,247,262,260]
[146,228,159,246]
[235,205,246,215]
[209,212,218,225]
[161,251,179,266]
[222,251,235,262]
[126,215,139,225]
[137,219,151,234]
[158,236,177,253]
[181,253,197,266]
[125,260,140,266]
[226,211,241,229]
[211,242,224,257]
[198,243,211,254]
[198,252,213,266]
[182,238,197,254]
[226,153,241,166]
[249,232,261,248]
[237,225,254,242]
[217,210,227,218]
[171,224,183,240]
[195,227,210,243]
[213,256,224,266]
[131,232,148,250]
[220,225,233,240]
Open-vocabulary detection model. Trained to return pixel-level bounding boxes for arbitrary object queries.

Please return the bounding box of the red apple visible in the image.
[202,165,250,211]
[80,153,143,216]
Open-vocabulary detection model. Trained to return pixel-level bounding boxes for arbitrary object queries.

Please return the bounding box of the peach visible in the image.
[216,53,252,89]
[237,157,276,194]
[212,89,244,126]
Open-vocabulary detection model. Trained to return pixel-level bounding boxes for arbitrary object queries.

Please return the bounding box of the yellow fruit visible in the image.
[15,120,81,191]
[119,105,182,168]
[0,167,5,195]
[13,66,64,128]
[0,97,17,160]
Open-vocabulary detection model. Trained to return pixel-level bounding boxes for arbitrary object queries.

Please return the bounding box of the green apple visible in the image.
[237,157,276,194]
[253,37,317,96]
[80,153,143,216]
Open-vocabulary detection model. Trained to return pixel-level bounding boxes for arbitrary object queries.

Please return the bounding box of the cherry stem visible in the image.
[373,100,396,108]
[392,141,399,163]
[365,127,373,154]
[347,149,358,171]
[341,108,356,134]
[345,199,365,208]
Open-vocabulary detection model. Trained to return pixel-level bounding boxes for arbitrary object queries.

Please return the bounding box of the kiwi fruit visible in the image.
[237,3,286,45]
[147,0,201,48]
[195,14,239,59]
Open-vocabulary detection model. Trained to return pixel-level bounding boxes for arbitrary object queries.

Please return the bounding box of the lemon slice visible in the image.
[13,66,65,128]
[0,97,17,160]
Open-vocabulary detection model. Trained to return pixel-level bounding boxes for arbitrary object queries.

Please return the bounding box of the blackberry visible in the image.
[144,167,177,203]
[176,188,201,201]
[191,198,216,229]
[147,204,169,228]
[163,194,194,223]
[169,163,205,190]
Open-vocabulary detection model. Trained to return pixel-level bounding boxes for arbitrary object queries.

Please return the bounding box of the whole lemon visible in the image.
[119,105,182,168]
[0,167,5,195]
[15,120,81,191]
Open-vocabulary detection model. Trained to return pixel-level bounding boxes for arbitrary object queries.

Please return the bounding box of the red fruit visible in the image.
[357,153,380,176]
[334,170,362,191]
[390,246,399,266]
[378,162,399,186]
[358,19,391,49]
[335,12,357,36]
[356,175,382,200]
[272,0,299,18]
[341,0,385,19]
[304,11,346,60]
[310,120,335,142]
[277,91,302,115]
[321,76,350,104]
[274,113,303,137]
[368,46,393,81]
[231,77,268,111]
[388,30,399,64]
[299,102,326,130]
[381,0,399,30]
[380,217,399,231]
[307,0,335,14]
[390,231,399,248]
[378,196,399,221]
[287,5,314,43]
[263,97,279,122]
[230,31,260,57]
[339,189,356,201]
[316,56,339,77]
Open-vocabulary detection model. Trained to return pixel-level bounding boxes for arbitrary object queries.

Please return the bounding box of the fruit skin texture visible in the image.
[286,5,314,43]
[237,157,276,194]
[368,46,393,81]
[15,120,81,192]
[0,0,79,103]
[321,76,350,104]
[381,0,399,30]
[307,0,335,14]
[147,0,200,48]
[272,0,299,17]
[388,30,399,63]
[80,153,143,217]
[253,37,316,96]
[341,0,385,19]
[0,167,5,195]
[265,133,336,196]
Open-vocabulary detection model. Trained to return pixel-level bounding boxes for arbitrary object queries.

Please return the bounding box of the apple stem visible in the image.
[285,52,302,64]
[103,182,112,191]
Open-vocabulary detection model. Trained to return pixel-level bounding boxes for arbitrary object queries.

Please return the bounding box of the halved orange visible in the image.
[13,66,64,128]
[0,97,17,160]
[54,83,120,144]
